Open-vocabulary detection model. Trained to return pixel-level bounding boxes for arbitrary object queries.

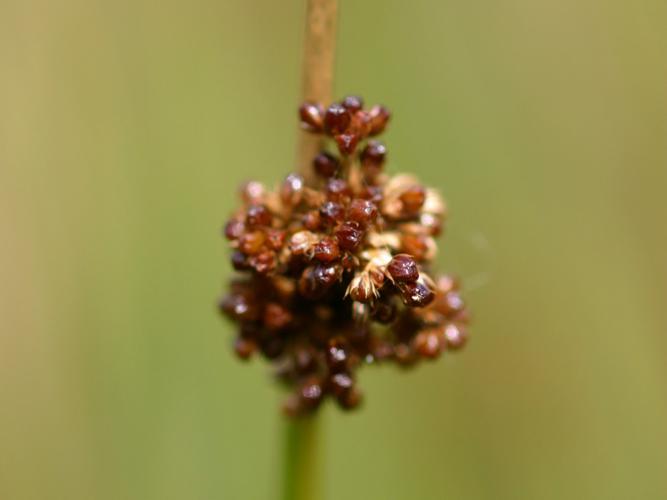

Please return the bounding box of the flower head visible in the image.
[219,97,469,416]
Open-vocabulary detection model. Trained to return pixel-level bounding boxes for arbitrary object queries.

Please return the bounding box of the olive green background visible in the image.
[1,0,666,499]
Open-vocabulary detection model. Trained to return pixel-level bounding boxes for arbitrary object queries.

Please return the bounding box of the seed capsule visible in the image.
[320,201,345,224]
[400,186,426,215]
[326,337,350,372]
[326,179,352,202]
[233,337,257,360]
[329,372,353,397]
[399,280,435,307]
[335,221,364,251]
[263,302,292,331]
[443,323,468,350]
[313,152,339,178]
[341,95,364,113]
[360,140,386,170]
[368,105,391,136]
[337,386,362,410]
[334,133,360,155]
[246,204,272,227]
[239,230,266,255]
[302,210,322,231]
[280,173,304,206]
[299,101,324,132]
[348,198,378,226]
[224,218,245,240]
[413,329,443,359]
[313,237,340,263]
[324,103,351,134]
[387,254,419,283]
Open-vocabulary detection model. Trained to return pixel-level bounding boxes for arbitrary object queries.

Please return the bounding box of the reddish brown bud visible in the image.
[335,221,364,250]
[348,198,378,226]
[224,219,245,240]
[326,178,352,202]
[239,230,266,255]
[324,103,351,134]
[280,173,304,206]
[400,186,426,215]
[400,281,435,307]
[246,205,272,227]
[320,201,345,224]
[387,254,419,283]
[341,95,364,113]
[413,330,443,359]
[368,105,391,136]
[263,302,292,331]
[360,140,387,170]
[334,133,360,155]
[313,237,340,263]
[233,337,257,360]
[302,210,322,231]
[326,337,350,372]
[299,101,324,132]
[443,323,468,350]
[313,152,339,178]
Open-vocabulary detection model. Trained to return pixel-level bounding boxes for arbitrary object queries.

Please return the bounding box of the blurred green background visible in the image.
[1,0,666,499]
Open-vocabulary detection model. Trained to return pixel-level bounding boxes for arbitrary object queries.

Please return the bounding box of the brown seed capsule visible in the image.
[230,250,250,271]
[313,152,339,178]
[326,337,350,372]
[329,372,353,397]
[239,230,266,255]
[368,105,391,136]
[233,337,257,360]
[220,293,260,322]
[299,264,341,298]
[265,229,286,251]
[340,252,358,270]
[334,133,360,155]
[443,323,468,350]
[360,140,386,169]
[299,101,324,132]
[313,237,340,263]
[400,281,435,307]
[224,218,245,240]
[249,250,275,274]
[300,377,324,410]
[400,186,426,215]
[302,210,322,231]
[387,254,419,283]
[440,292,465,317]
[263,302,292,331]
[413,330,443,359]
[337,386,362,410]
[372,300,397,324]
[324,103,351,134]
[341,95,364,113]
[326,179,352,202]
[319,201,345,224]
[335,221,364,251]
[401,233,429,261]
[348,198,378,226]
[240,180,265,205]
[246,204,272,227]
[280,173,304,206]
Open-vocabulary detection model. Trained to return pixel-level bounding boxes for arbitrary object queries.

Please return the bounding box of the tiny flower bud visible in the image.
[313,152,339,178]
[324,103,351,134]
[387,254,419,283]
[299,101,324,132]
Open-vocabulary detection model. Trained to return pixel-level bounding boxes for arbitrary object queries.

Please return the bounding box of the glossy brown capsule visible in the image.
[324,103,351,134]
[299,101,324,132]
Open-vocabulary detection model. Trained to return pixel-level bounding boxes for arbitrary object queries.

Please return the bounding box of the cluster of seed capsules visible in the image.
[219,96,469,416]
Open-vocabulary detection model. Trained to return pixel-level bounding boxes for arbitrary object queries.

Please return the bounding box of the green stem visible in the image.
[282,416,320,500]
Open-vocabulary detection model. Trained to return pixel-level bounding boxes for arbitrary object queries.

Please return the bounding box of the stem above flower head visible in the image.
[296,0,339,185]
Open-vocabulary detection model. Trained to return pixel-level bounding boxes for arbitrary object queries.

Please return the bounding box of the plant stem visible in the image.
[282,416,320,500]
[296,0,339,183]
[281,1,337,499]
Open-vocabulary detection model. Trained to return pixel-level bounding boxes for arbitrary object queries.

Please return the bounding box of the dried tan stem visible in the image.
[296,0,339,184]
